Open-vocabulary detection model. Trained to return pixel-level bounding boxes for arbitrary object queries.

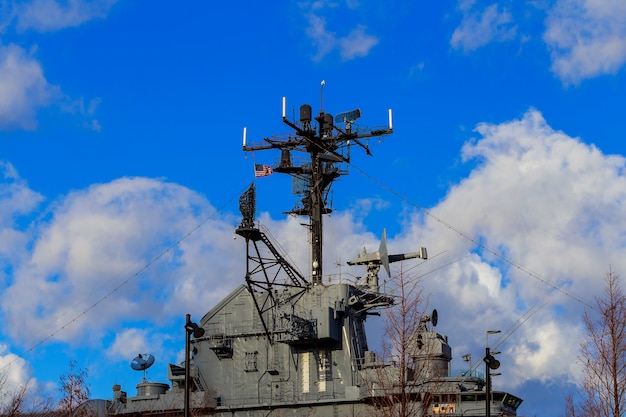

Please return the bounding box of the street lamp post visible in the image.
[484,330,501,417]
[184,314,205,417]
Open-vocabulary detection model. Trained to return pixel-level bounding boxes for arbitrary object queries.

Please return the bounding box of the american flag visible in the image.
[254,164,273,177]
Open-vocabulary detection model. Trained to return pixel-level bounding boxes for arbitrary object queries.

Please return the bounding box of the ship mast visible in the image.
[243,90,393,284]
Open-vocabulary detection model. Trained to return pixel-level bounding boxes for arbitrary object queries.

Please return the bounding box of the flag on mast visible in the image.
[254,164,273,177]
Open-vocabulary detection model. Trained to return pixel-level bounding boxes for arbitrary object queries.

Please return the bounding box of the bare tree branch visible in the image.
[570,268,626,417]
[58,360,91,417]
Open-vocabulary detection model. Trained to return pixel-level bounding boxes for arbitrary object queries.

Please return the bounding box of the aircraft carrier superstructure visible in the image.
[95,92,524,417]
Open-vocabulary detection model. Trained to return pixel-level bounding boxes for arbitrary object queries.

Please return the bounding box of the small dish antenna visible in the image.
[419,309,438,330]
[131,353,155,382]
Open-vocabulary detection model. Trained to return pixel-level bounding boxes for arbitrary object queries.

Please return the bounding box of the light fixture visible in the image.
[484,330,502,417]
[184,314,204,417]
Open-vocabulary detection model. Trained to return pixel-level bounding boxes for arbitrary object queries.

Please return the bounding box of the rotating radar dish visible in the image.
[131,353,155,382]
[131,353,155,370]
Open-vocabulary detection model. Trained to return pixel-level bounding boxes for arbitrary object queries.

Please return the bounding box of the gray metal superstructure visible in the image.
[100,94,524,417]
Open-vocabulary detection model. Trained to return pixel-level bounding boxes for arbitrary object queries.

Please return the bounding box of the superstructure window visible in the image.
[244,351,258,372]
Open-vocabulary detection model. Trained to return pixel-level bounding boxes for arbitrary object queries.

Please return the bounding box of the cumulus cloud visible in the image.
[301,2,379,62]
[337,24,379,60]
[11,0,118,33]
[0,161,44,226]
[456,109,626,286]
[0,177,241,347]
[0,162,44,285]
[0,44,60,130]
[0,343,53,411]
[305,13,336,61]
[0,344,31,394]
[544,0,626,84]
[106,328,171,363]
[0,0,116,131]
[62,96,103,132]
[0,107,625,395]
[0,164,43,402]
[241,104,626,391]
[451,3,517,52]
[389,108,626,389]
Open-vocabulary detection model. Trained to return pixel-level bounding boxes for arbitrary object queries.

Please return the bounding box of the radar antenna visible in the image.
[242,92,393,285]
[347,228,428,293]
[130,353,155,383]
[418,309,438,331]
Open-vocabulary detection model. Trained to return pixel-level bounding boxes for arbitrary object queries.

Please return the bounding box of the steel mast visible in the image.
[243,92,393,284]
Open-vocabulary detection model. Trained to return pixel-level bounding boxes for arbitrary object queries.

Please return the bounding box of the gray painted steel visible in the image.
[96,95,524,417]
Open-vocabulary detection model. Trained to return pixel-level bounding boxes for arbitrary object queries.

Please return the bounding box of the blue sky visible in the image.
[0,1,625,415]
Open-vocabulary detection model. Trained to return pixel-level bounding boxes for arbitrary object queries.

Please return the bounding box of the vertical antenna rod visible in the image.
[242,92,392,284]
[320,80,325,113]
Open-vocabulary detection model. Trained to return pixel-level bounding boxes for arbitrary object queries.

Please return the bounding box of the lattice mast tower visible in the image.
[243,88,393,284]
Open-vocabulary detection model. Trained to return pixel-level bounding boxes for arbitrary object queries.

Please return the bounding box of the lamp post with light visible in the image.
[184,314,205,417]
[484,330,501,417]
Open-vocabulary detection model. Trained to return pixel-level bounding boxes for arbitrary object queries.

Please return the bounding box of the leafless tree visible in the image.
[562,393,577,417]
[58,360,91,417]
[569,268,626,417]
[28,392,55,414]
[0,369,56,415]
[0,372,28,416]
[361,268,431,417]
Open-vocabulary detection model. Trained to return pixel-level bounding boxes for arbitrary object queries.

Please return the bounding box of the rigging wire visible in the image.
[288,118,592,308]
[0,183,248,373]
[346,160,594,310]
[492,299,552,352]
[459,298,553,379]
[2,118,595,377]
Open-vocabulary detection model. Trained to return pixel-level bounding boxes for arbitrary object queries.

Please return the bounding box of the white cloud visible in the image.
[0,344,29,386]
[305,13,337,62]
[84,119,102,132]
[544,0,626,84]
[0,107,624,395]
[0,0,114,132]
[62,96,104,132]
[509,319,583,384]
[0,162,44,285]
[230,108,617,396]
[0,344,34,409]
[338,24,379,60]
[12,0,118,33]
[451,3,517,52]
[455,109,626,284]
[409,61,425,78]
[0,161,44,225]
[393,108,626,389]
[0,44,60,130]
[0,177,241,346]
[106,328,169,362]
[301,1,379,61]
